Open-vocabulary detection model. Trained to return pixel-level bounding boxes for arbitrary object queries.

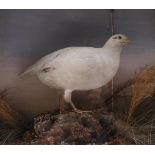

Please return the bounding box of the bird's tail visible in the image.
[19,66,35,78]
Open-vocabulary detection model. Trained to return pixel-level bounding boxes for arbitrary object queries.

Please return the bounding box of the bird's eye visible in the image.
[118,36,122,39]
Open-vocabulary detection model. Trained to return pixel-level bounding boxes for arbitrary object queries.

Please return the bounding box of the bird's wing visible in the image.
[38,47,107,90]
[19,47,73,78]
[40,47,104,76]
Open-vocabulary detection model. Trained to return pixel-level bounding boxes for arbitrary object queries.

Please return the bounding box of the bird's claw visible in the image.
[73,108,93,114]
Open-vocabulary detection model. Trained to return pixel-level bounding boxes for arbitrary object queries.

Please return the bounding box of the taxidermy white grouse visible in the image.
[20,34,130,113]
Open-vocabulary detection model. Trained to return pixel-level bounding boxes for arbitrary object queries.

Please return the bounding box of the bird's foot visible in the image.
[73,108,92,114]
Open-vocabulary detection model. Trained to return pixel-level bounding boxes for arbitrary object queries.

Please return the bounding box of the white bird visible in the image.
[20,34,130,113]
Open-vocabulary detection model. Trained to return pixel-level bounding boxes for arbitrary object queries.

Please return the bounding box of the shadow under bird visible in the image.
[20,34,130,113]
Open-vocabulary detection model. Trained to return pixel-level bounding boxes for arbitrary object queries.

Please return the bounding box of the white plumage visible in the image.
[21,34,130,113]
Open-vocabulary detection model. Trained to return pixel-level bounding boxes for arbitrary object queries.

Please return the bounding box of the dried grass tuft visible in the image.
[0,90,17,126]
[0,98,17,126]
[129,119,155,145]
[127,66,155,123]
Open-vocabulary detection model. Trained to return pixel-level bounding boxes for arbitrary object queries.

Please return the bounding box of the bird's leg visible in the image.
[64,89,92,114]
[58,91,65,114]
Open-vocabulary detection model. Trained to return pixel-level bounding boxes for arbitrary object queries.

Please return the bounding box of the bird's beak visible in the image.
[125,38,131,44]
[121,38,131,46]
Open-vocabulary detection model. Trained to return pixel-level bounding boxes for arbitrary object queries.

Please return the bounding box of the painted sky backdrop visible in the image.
[0,10,155,115]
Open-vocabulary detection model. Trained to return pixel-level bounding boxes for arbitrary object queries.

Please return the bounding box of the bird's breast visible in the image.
[99,53,120,86]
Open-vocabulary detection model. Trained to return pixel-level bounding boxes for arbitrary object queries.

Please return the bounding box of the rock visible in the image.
[22,109,117,144]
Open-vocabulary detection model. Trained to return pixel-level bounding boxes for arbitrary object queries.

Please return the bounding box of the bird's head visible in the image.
[104,34,130,48]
